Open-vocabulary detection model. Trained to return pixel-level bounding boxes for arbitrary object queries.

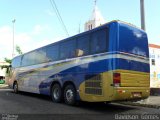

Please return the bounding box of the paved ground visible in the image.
[137,96,160,106]
[0,88,160,120]
[119,96,160,109]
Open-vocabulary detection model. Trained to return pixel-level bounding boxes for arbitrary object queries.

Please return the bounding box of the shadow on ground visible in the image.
[14,91,136,114]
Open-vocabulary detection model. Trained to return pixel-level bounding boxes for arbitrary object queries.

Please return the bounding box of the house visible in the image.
[149,44,160,95]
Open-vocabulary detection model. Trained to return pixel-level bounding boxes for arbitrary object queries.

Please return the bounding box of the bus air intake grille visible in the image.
[85,88,102,95]
[85,74,102,95]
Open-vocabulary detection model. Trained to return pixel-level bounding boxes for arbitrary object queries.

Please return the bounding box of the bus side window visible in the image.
[21,52,35,66]
[60,39,76,59]
[91,29,107,54]
[75,49,84,57]
[77,35,90,56]
[12,56,22,68]
[21,55,27,66]
[46,45,59,62]
[35,48,47,64]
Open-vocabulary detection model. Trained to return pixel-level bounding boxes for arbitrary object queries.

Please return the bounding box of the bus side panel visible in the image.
[78,71,114,102]
[37,54,114,100]
[78,23,118,102]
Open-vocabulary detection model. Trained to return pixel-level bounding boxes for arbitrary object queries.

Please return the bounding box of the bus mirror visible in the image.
[75,49,84,57]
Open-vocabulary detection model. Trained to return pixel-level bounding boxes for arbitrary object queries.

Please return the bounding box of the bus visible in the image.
[9,21,150,105]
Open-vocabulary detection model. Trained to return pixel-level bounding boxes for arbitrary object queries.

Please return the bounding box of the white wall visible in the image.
[0,68,6,77]
[149,47,160,88]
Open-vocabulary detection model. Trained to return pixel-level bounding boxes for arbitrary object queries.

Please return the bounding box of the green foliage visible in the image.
[1,45,22,76]
[4,58,11,64]
[16,45,23,55]
[0,79,5,84]
[1,58,11,75]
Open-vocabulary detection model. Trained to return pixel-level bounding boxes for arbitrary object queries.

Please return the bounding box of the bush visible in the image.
[0,79,5,84]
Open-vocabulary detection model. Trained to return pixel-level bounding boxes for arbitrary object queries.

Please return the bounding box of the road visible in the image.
[0,88,160,120]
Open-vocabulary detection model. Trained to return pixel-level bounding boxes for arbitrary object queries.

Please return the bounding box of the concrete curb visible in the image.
[0,84,9,89]
[118,101,160,109]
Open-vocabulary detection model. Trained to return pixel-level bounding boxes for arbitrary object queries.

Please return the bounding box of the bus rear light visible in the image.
[113,73,121,87]
[117,90,126,93]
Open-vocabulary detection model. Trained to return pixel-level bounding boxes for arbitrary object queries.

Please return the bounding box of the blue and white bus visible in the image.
[9,21,150,105]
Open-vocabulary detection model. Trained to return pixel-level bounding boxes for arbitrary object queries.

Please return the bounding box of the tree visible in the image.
[1,45,23,75]
[1,45,23,66]
[16,45,23,55]
[1,58,11,75]
[4,58,11,64]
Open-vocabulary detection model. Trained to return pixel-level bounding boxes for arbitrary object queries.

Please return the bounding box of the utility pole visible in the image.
[12,19,16,58]
[140,0,145,31]
[78,22,81,33]
[94,0,97,6]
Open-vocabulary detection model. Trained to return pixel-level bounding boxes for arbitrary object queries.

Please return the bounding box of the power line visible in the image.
[50,0,69,36]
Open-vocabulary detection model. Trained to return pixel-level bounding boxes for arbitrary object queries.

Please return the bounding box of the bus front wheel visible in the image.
[13,82,18,93]
[64,84,76,105]
[51,83,62,103]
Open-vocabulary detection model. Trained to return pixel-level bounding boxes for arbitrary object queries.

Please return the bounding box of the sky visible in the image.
[0,0,160,60]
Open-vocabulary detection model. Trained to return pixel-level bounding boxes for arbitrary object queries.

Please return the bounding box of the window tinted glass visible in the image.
[46,44,59,61]
[91,29,107,54]
[77,35,90,56]
[21,52,36,66]
[12,56,22,68]
[60,39,76,59]
[35,48,47,64]
[21,55,27,66]
[119,24,148,57]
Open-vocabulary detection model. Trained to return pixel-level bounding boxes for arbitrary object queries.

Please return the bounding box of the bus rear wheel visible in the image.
[13,82,18,93]
[51,83,62,103]
[64,84,76,105]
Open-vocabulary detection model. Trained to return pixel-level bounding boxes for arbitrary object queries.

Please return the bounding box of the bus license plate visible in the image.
[132,92,142,97]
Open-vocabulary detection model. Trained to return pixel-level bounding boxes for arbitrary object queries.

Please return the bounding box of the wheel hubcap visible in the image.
[66,89,73,102]
[53,88,59,100]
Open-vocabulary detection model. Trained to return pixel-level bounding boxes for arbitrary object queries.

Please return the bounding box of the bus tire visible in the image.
[64,84,76,105]
[51,83,62,103]
[13,82,18,93]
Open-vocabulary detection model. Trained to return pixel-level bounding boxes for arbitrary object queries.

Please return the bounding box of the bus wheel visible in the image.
[13,82,18,93]
[51,83,62,103]
[64,84,76,105]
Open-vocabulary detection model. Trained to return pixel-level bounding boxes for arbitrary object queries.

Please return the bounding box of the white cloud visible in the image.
[0,26,34,59]
[35,36,64,48]
[32,25,43,35]
[32,24,51,35]
[0,26,13,59]
[45,9,55,16]
[0,25,64,61]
